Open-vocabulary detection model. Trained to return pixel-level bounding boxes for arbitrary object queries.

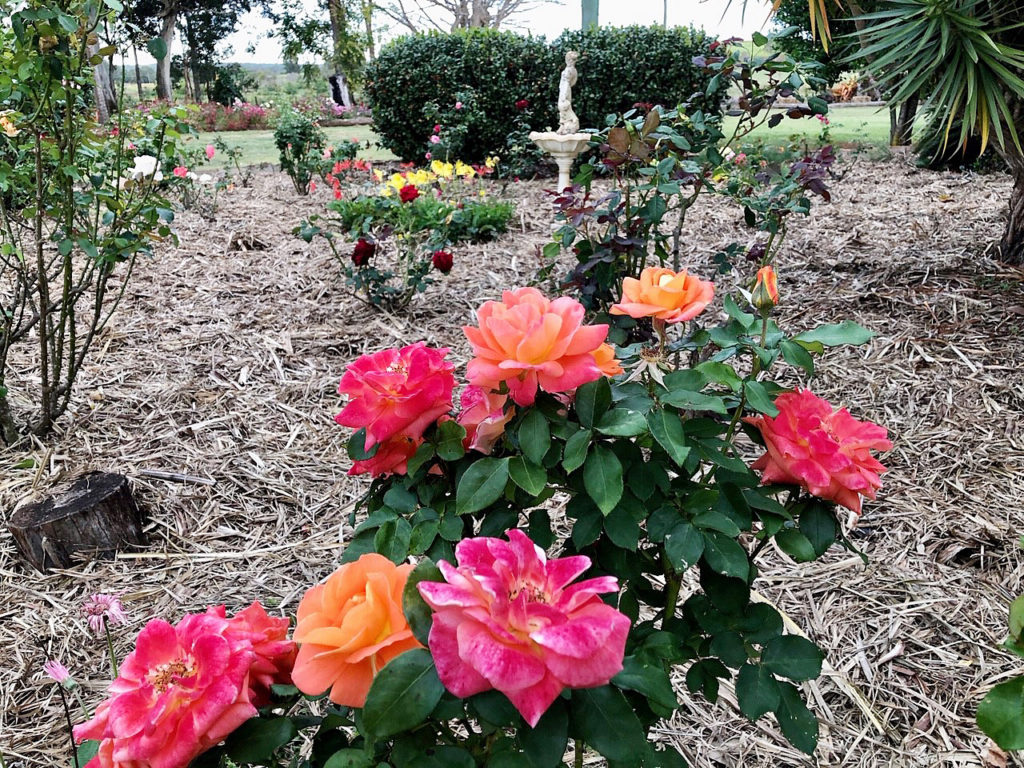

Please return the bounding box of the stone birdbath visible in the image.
[530,50,591,191]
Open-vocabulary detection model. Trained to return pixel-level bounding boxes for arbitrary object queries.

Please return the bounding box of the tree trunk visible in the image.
[155,6,177,101]
[362,0,375,60]
[134,45,144,101]
[889,94,918,146]
[327,0,349,76]
[999,153,1024,266]
[88,15,117,123]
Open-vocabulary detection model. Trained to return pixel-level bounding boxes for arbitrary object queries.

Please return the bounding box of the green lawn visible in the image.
[723,104,902,148]
[198,124,397,168]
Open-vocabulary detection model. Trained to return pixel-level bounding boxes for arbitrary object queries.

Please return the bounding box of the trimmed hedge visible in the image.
[366,26,726,163]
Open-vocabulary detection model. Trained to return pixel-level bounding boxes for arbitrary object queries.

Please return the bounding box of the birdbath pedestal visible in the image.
[529,131,591,192]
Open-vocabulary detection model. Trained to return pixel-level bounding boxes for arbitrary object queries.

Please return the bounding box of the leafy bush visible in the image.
[366,26,726,163]
[273,109,327,195]
[190,100,274,131]
[209,63,258,106]
[915,113,1007,172]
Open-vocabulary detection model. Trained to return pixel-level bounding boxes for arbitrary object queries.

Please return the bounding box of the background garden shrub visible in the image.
[366,26,726,163]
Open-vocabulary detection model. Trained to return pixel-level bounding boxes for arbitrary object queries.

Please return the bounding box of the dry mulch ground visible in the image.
[2,151,1023,767]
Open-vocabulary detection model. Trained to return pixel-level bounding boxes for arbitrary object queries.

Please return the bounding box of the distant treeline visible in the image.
[111,61,286,87]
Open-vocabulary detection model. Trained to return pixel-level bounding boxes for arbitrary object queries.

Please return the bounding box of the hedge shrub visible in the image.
[366,26,726,163]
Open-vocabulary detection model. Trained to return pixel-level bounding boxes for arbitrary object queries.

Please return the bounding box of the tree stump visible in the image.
[7,471,146,573]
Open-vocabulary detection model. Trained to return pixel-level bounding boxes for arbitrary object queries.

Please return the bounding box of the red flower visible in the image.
[352,238,375,266]
[515,99,529,110]
[432,250,454,274]
[433,124,442,134]
[744,389,892,515]
[349,434,422,477]
[399,184,420,203]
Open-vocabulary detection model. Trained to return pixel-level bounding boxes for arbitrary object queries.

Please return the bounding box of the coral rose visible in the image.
[417,529,630,727]
[751,265,778,312]
[610,267,714,323]
[291,554,422,707]
[221,603,296,707]
[335,342,455,451]
[348,434,421,477]
[463,287,608,406]
[74,608,275,768]
[456,386,513,455]
[745,388,892,515]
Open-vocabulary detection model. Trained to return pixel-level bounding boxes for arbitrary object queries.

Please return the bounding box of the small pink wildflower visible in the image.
[83,593,127,635]
[44,659,72,685]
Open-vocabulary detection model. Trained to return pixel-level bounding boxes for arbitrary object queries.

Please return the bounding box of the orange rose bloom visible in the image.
[610,267,714,323]
[592,343,623,377]
[291,554,422,707]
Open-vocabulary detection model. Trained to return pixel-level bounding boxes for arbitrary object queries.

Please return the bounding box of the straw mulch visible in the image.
[2,150,1023,768]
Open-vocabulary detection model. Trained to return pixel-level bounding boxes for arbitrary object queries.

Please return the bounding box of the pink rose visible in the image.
[349,434,422,477]
[430,134,441,144]
[744,389,892,514]
[463,287,607,406]
[456,386,512,454]
[172,166,188,178]
[205,144,216,160]
[335,342,455,451]
[418,530,630,727]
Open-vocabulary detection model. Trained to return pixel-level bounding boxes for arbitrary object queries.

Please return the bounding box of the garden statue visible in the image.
[556,50,580,134]
[529,50,590,191]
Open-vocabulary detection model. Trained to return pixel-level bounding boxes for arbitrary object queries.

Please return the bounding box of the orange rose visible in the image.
[592,343,623,377]
[291,554,421,707]
[610,267,714,323]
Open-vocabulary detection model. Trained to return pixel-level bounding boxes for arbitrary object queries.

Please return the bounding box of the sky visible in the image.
[213,0,776,64]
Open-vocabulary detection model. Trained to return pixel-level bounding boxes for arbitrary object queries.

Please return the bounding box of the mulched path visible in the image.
[2,151,1023,767]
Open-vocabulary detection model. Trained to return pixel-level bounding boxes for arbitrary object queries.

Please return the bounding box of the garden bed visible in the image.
[1,153,1022,767]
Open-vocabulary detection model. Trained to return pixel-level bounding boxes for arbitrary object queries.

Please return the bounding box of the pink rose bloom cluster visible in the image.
[74,603,295,768]
[745,388,892,514]
[418,529,630,727]
[335,341,455,476]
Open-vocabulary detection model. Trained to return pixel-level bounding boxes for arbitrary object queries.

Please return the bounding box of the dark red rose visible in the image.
[515,99,529,110]
[431,250,453,274]
[352,238,375,266]
[399,184,420,203]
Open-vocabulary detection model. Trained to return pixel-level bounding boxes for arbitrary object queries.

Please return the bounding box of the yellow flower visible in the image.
[485,156,499,169]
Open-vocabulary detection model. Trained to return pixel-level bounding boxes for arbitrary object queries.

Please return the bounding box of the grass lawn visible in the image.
[723,104,901,148]
[198,124,396,168]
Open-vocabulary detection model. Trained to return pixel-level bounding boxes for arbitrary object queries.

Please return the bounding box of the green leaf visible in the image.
[324,749,374,768]
[562,429,591,473]
[780,339,815,375]
[664,522,704,571]
[701,532,749,579]
[583,444,623,515]
[604,506,640,551]
[575,377,612,428]
[76,741,100,767]
[403,559,444,646]
[347,428,378,461]
[570,686,647,763]
[519,409,551,465]
[978,676,1024,749]
[661,389,728,414]
[509,456,547,496]
[436,419,467,461]
[775,528,817,562]
[456,457,510,514]
[613,656,678,714]
[374,518,412,563]
[519,700,569,768]
[470,689,520,726]
[225,717,297,763]
[361,649,444,742]
[409,519,439,555]
[596,409,647,437]
[762,636,824,682]
[735,664,781,721]
[794,321,874,347]
[799,504,837,557]
[146,36,168,60]
[646,408,690,466]
[743,381,779,416]
[775,681,818,754]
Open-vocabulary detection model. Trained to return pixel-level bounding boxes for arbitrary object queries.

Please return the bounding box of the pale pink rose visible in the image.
[335,342,455,451]
[430,134,441,144]
[463,288,607,406]
[455,101,463,110]
[418,530,630,727]
[205,144,216,160]
[744,388,892,514]
[456,386,513,454]
[172,166,188,178]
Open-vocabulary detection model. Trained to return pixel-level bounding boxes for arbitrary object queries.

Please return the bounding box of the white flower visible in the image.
[130,155,158,180]
[198,174,213,184]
